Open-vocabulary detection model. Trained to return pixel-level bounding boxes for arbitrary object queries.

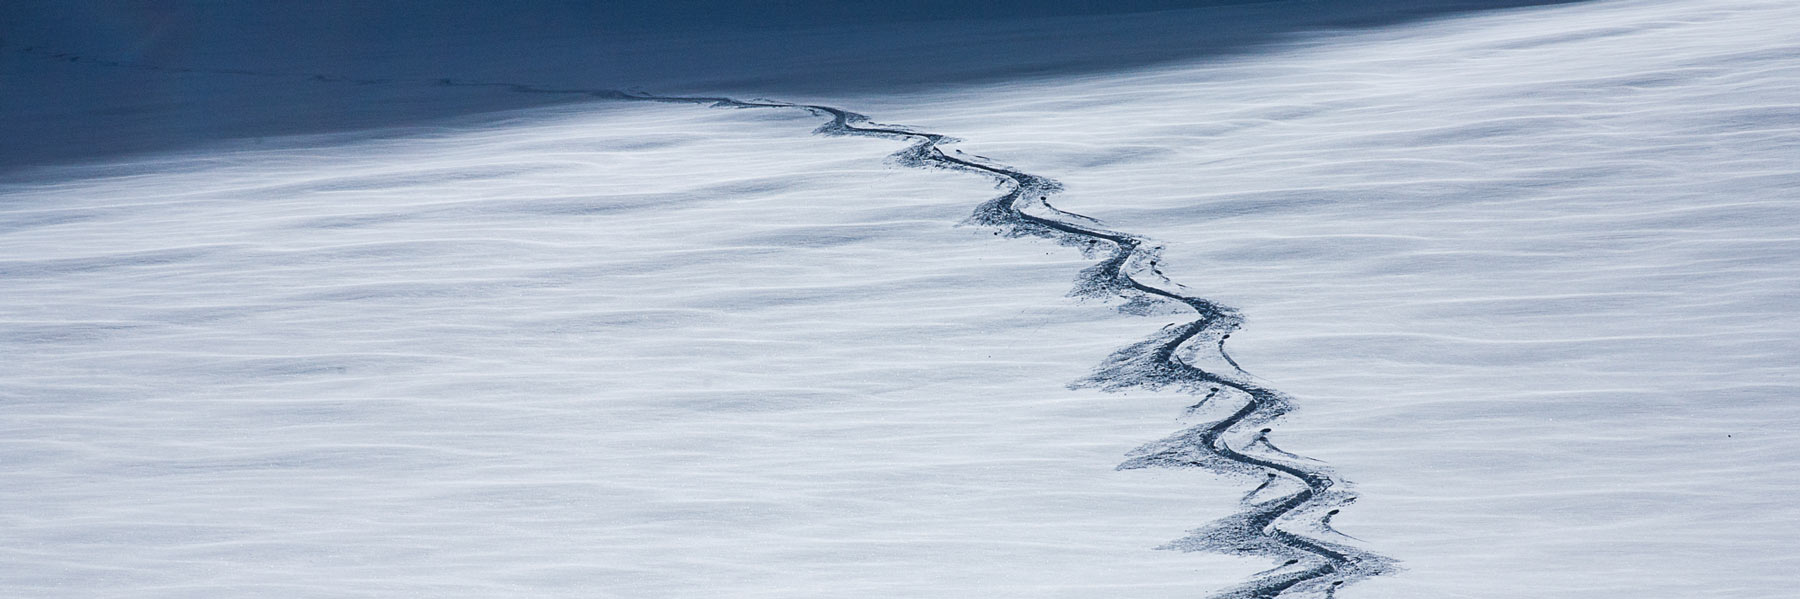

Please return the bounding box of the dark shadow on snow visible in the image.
[1,0,1588,172]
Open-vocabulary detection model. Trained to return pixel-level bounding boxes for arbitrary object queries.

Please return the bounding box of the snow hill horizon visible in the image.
[4,1,1798,598]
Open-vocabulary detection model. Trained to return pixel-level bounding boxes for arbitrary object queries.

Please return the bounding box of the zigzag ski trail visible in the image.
[634,94,1400,599]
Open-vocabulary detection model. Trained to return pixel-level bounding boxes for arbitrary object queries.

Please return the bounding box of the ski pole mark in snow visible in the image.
[21,46,1397,597]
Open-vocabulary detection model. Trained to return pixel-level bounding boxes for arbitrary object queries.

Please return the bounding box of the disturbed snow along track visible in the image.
[12,44,1395,597]
[616,93,1400,599]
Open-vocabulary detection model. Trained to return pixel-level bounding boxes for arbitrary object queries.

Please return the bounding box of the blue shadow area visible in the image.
[1,0,1588,172]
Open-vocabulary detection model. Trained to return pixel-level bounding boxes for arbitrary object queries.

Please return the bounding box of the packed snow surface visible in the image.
[4,0,1798,597]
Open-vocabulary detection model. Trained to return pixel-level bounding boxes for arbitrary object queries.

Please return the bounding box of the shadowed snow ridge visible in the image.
[9,47,1395,597]
[0,0,1590,169]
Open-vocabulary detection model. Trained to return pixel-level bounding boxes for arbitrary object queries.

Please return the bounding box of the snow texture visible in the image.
[4,0,1800,597]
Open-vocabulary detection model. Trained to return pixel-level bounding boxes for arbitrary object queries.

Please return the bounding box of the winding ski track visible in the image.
[15,44,1397,597]
[583,93,1397,599]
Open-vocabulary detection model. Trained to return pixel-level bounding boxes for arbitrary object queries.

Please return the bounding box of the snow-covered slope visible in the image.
[3,102,1271,598]
[4,0,1798,597]
[852,1,1800,595]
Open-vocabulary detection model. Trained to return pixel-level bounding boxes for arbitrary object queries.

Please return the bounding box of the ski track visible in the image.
[14,45,1396,598]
